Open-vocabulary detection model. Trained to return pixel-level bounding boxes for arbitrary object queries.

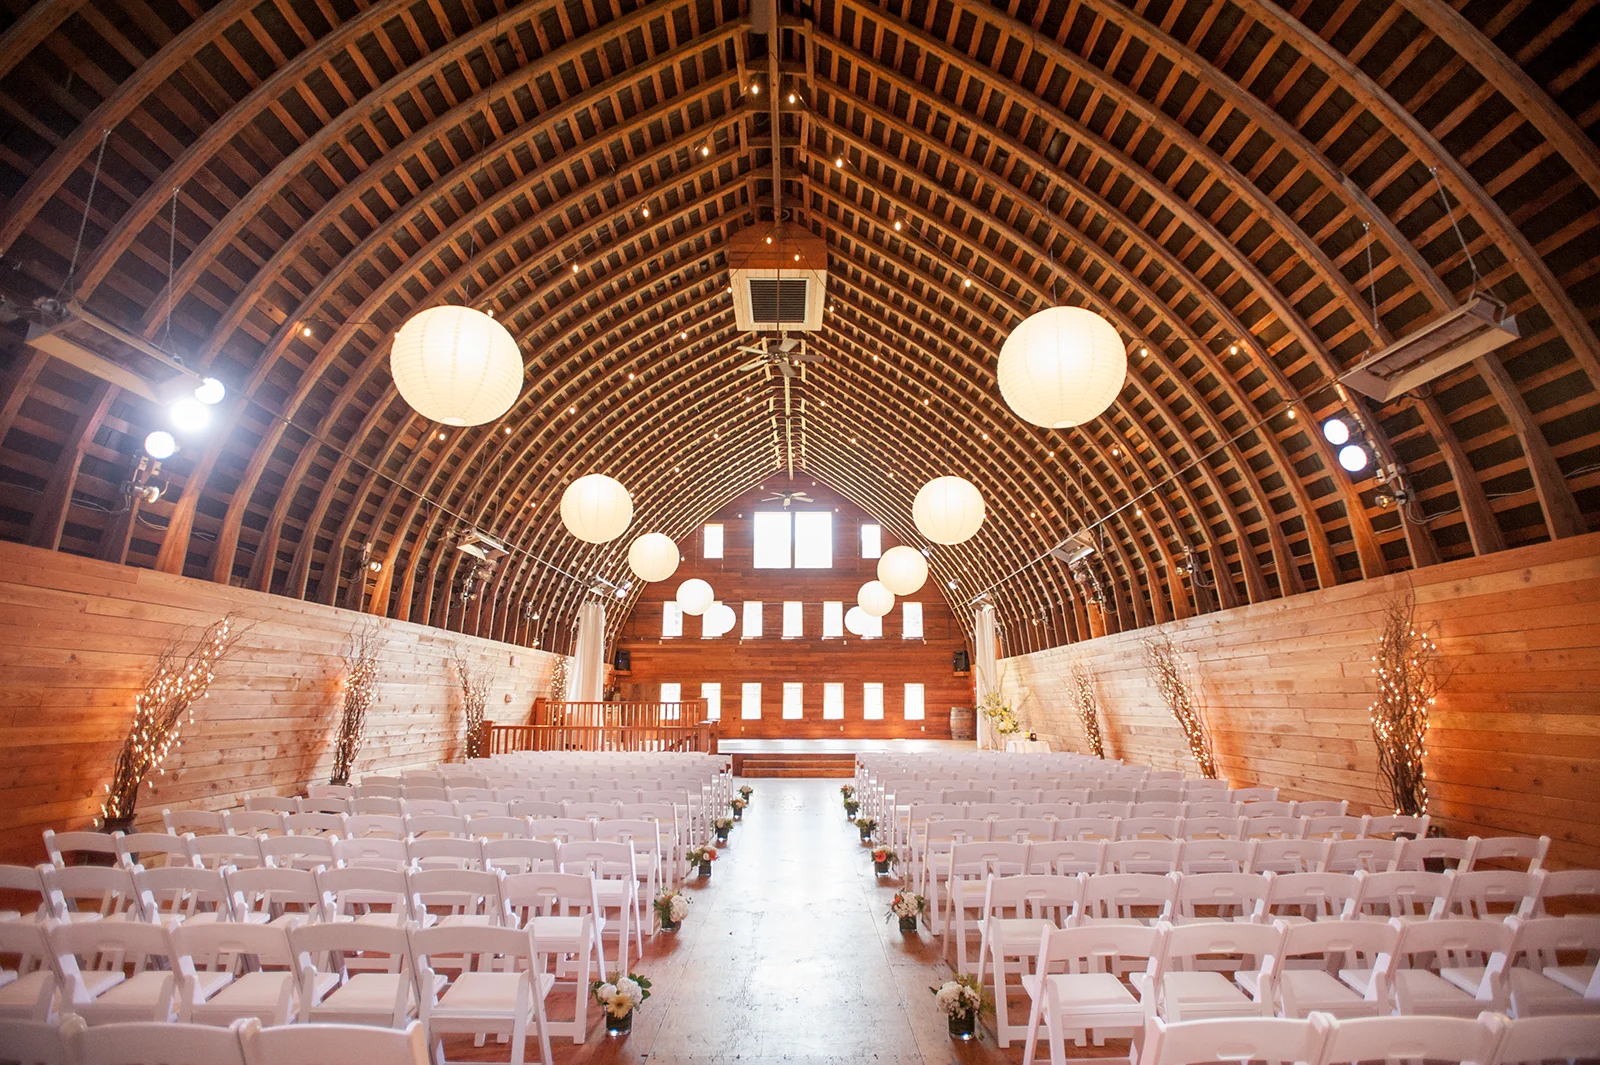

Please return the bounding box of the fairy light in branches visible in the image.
[1370,592,1442,816]
[1069,661,1106,759]
[1143,629,1218,779]
[330,624,381,786]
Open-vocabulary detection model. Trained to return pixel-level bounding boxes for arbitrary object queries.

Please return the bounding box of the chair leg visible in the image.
[1022,990,1044,1065]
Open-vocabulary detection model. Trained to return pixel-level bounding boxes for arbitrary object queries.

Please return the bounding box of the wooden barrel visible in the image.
[949,705,976,741]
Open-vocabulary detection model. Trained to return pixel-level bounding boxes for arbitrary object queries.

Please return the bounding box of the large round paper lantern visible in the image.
[560,474,633,543]
[913,476,986,545]
[390,305,523,426]
[704,602,737,637]
[675,578,714,616]
[857,580,895,618]
[627,533,680,583]
[844,606,871,637]
[877,545,928,596]
[996,306,1126,428]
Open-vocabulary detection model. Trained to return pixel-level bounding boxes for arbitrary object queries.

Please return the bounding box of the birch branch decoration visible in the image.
[330,622,381,786]
[453,651,492,759]
[1370,591,1445,817]
[1142,630,1218,779]
[1069,661,1106,759]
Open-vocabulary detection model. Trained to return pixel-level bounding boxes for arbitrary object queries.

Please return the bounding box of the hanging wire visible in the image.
[163,187,179,346]
[57,129,111,300]
[1429,166,1482,292]
[1362,221,1379,337]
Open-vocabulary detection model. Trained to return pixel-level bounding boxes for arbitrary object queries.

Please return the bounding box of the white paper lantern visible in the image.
[704,602,737,637]
[857,580,895,618]
[913,476,986,545]
[627,533,680,583]
[877,545,928,596]
[676,578,714,616]
[390,305,523,426]
[560,474,633,544]
[997,306,1127,428]
[844,606,871,637]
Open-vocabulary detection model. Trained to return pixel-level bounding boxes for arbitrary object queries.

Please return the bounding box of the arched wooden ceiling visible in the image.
[0,0,1596,657]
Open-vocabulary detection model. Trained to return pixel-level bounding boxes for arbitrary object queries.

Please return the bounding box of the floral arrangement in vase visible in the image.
[887,891,925,932]
[980,689,1021,737]
[687,844,717,876]
[854,816,877,842]
[839,784,855,799]
[931,974,985,1038]
[844,797,861,818]
[713,816,733,842]
[871,847,896,875]
[654,890,689,930]
[738,784,753,801]
[591,973,651,1034]
[730,796,747,819]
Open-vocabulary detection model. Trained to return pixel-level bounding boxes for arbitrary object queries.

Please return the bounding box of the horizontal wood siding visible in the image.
[1001,533,1600,869]
[0,540,558,864]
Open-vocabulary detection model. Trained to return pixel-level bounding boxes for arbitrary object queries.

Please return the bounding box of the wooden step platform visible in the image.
[732,752,858,777]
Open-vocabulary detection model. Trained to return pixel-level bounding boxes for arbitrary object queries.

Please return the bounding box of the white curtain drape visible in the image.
[567,600,606,703]
[974,604,999,750]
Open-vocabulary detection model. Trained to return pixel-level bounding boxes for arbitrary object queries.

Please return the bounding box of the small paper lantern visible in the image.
[676,578,714,616]
[560,474,633,544]
[704,602,737,637]
[627,533,680,583]
[844,606,871,637]
[877,545,928,596]
[857,580,895,618]
[390,305,523,426]
[913,476,986,545]
[996,305,1126,428]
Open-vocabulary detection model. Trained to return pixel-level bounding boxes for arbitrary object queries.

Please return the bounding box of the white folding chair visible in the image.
[163,810,230,837]
[48,920,181,1023]
[1491,915,1600,1017]
[297,798,353,816]
[403,815,468,840]
[282,813,345,837]
[1181,817,1243,841]
[259,835,335,872]
[225,812,287,838]
[1171,872,1271,924]
[1229,788,1279,804]
[1263,917,1395,1018]
[1136,1015,1326,1065]
[1446,870,1543,922]
[1366,815,1431,840]
[287,922,431,1028]
[1290,800,1348,818]
[71,1018,249,1065]
[400,801,457,819]
[0,921,58,1021]
[350,797,404,817]
[407,868,505,928]
[307,785,356,801]
[1262,871,1363,924]
[943,841,1029,962]
[1022,923,1165,1064]
[465,816,532,841]
[595,819,665,923]
[481,839,559,875]
[1180,839,1253,875]
[343,816,406,840]
[243,796,298,814]
[1080,873,1177,926]
[1317,1014,1499,1065]
[1145,920,1281,1021]
[976,874,1082,1048]
[1107,840,1183,875]
[188,836,264,872]
[134,866,236,927]
[408,925,555,1065]
[115,833,195,870]
[1386,917,1512,1017]
[1305,816,1369,841]
[1489,1013,1600,1062]
[405,838,484,872]
[556,841,639,973]
[43,831,123,869]
[1250,838,1330,875]
[41,865,144,923]
[1324,838,1404,875]
[332,837,409,871]
[1120,818,1183,841]
[1396,835,1476,872]
[0,864,54,923]
[0,1016,78,1063]
[174,921,302,1026]
[223,867,325,927]
[1027,840,1105,876]
[528,819,595,845]
[1532,868,1600,916]
[316,866,426,928]
[1470,836,1551,874]
[1240,816,1307,841]
[238,1017,429,1065]
[500,872,605,1044]
[1352,870,1453,922]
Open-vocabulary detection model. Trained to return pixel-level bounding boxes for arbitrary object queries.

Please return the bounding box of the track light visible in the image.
[193,377,225,404]
[1339,444,1371,473]
[169,398,210,435]
[144,431,177,460]
[1322,416,1351,446]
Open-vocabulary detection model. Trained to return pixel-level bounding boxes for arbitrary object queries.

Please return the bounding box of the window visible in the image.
[753,511,791,568]
[902,602,924,639]
[823,682,844,720]
[782,682,804,720]
[782,601,804,638]
[822,601,843,638]
[858,612,882,639]
[701,682,721,721]
[700,607,724,640]
[662,602,683,638]
[793,511,833,568]
[753,511,833,568]
[703,523,724,559]
[741,682,762,719]
[742,601,763,638]
[863,682,884,720]
[860,523,882,558]
[660,682,682,720]
[904,682,925,720]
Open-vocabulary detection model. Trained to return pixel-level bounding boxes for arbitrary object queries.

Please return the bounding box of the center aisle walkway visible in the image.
[546,777,1016,1065]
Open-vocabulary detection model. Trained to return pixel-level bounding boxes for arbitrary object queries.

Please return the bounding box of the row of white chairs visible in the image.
[883,783,1282,807]
[247,791,697,817]
[1001,916,1600,1060]
[0,1016,434,1065]
[0,919,563,1062]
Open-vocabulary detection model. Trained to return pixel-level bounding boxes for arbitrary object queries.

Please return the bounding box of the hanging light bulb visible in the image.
[1339,444,1372,473]
[144,431,177,460]
[169,397,211,434]
[390,305,523,426]
[193,377,226,405]
[1322,417,1351,446]
[996,306,1126,428]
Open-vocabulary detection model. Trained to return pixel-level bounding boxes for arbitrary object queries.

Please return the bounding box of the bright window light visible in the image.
[822,601,843,638]
[783,601,804,638]
[783,682,804,719]
[793,511,833,568]
[741,682,762,719]
[860,612,882,639]
[860,523,882,558]
[753,511,791,568]
[703,523,724,559]
[902,602,923,639]
[742,601,763,638]
[660,683,681,720]
[863,682,884,720]
[823,682,844,720]
[701,682,721,721]
[662,602,683,637]
[904,682,925,720]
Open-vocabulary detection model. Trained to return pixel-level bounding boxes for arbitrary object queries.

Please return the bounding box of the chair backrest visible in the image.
[295,797,351,816]
[260,834,336,870]
[947,840,1028,880]
[1229,787,1279,804]
[1490,1014,1600,1065]
[1305,815,1369,840]
[341,814,406,840]
[350,797,404,816]
[500,871,602,926]
[1080,801,1133,820]
[983,872,1082,926]
[72,1019,249,1065]
[356,782,404,799]
[481,838,560,874]
[1533,867,1600,916]
[1139,1015,1326,1065]
[242,795,298,813]
[1080,872,1177,923]
[1319,1014,1498,1065]
[1182,802,1241,820]
[402,815,468,839]
[1446,869,1543,921]
[1391,918,1513,994]
[282,813,345,836]
[332,836,409,870]
[1159,919,1282,974]
[1274,917,1397,1011]
[446,787,496,802]
[1027,839,1105,875]
[924,819,990,844]
[116,832,196,869]
[174,920,296,972]
[0,918,56,986]
[306,784,355,800]
[1365,814,1430,841]
[188,834,265,870]
[1172,872,1272,922]
[1354,870,1454,920]
[1470,835,1551,873]
[1119,817,1182,841]
[506,800,564,819]
[0,863,50,920]
[407,868,504,924]
[1395,835,1476,872]
[1236,801,1294,818]
[529,817,596,843]
[238,1018,429,1065]
[42,864,143,920]
[315,865,416,923]
[225,811,287,837]
[1052,817,1119,841]
[43,829,123,868]
[399,800,457,818]
[1130,803,1185,820]
[49,920,176,998]
[1036,922,1166,981]
[135,865,234,923]
[455,801,510,820]
[1088,789,1137,804]
[1181,816,1242,840]
[462,815,531,840]
[1290,800,1348,818]
[988,818,1055,843]
[1263,871,1363,922]
[564,801,623,820]
[1249,838,1329,875]
[1323,838,1403,875]
[1239,815,1306,841]
[1504,914,1600,995]
[405,836,484,871]
[163,809,230,836]
[942,789,991,803]
[224,865,325,924]
[1106,839,1183,875]
[556,840,636,880]
[1179,838,1253,875]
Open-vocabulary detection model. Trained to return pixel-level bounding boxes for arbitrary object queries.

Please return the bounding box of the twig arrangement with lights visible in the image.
[453,652,493,759]
[548,655,570,706]
[1142,630,1218,779]
[1069,661,1106,759]
[102,614,242,829]
[329,622,381,786]
[1370,591,1445,817]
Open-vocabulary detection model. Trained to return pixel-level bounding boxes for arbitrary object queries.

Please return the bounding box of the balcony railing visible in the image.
[481,698,718,754]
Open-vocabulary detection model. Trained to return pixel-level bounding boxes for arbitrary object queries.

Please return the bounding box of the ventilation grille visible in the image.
[748,278,811,323]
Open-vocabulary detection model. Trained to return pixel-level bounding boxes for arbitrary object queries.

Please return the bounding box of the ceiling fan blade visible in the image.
[778,360,796,378]
[736,345,769,356]
[737,358,769,373]
[777,336,800,353]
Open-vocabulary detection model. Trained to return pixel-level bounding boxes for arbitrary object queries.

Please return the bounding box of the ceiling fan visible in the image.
[761,489,814,508]
[736,334,824,378]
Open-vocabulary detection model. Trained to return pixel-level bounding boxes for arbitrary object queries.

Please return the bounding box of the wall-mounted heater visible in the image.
[1339,296,1519,402]
[728,226,829,332]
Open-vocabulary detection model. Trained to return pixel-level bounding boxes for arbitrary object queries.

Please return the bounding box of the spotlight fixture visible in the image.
[193,377,226,404]
[787,92,796,103]
[1322,416,1351,446]
[963,278,972,288]
[893,219,902,231]
[368,559,383,573]
[750,83,760,94]
[572,264,580,273]
[641,206,650,217]
[1339,444,1371,473]
[301,325,313,337]
[168,398,211,434]
[835,157,844,167]
[144,431,177,460]
[701,145,710,157]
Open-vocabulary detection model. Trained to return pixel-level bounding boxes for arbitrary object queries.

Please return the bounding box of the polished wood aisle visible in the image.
[516,777,1031,1065]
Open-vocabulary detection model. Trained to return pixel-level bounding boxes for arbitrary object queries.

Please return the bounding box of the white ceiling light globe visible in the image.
[857,580,895,618]
[877,545,928,596]
[193,377,226,405]
[1322,417,1351,446]
[1338,444,1371,473]
[996,305,1127,428]
[844,606,871,637]
[913,476,986,545]
[627,533,680,583]
[559,474,633,543]
[144,431,177,460]
[391,305,523,426]
[169,397,211,434]
[705,602,737,637]
[675,578,715,617]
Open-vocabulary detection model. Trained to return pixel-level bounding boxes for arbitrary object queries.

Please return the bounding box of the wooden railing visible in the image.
[481,699,718,754]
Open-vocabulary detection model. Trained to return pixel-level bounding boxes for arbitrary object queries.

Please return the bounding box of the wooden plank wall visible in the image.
[1000,532,1600,869]
[0,540,558,864]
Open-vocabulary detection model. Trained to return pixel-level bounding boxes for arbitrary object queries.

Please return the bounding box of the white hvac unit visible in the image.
[454,529,509,560]
[728,226,828,332]
[1339,296,1519,402]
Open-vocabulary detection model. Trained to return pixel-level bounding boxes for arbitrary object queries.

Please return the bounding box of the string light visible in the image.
[1070,662,1106,758]
[1370,592,1440,816]
[454,652,492,759]
[1143,630,1218,778]
[330,625,380,786]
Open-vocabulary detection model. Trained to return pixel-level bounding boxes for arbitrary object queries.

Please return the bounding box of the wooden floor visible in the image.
[466,777,1117,1064]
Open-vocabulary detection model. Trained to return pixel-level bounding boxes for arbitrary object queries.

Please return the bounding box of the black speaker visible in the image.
[612,649,631,672]
[953,650,971,673]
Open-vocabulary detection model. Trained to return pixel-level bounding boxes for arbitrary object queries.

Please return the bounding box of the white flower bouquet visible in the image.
[931,976,983,1020]
[591,972,652,1032]
[653,890,690,928]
